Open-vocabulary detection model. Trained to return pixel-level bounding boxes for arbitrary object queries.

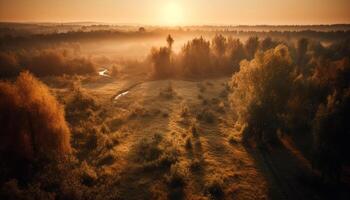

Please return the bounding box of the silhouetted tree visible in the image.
[181,37,212,77]
[245,36,259,60]
[212,34,227,57]
[139,27,146,32]
[296,38,309,72]
[150,47,172,78]
[226,37,246,72]
[167,34,174,50]
[260,37,278,51]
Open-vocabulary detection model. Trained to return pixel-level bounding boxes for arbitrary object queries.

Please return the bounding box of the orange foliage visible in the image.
[0,71,71,162]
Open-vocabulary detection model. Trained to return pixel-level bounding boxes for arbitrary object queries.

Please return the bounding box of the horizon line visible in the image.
[1,21,350,27]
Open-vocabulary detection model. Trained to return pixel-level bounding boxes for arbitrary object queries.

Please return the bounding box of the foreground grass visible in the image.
[1,76,268,200]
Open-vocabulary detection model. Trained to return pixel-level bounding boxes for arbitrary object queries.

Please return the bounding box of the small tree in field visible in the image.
[167,34,174,50]
[0,71,71,163]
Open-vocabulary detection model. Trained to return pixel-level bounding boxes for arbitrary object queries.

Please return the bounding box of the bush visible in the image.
[197,109,215,124]
[65,86,99,124]
[205,175,225,199]
[189,159,202,172]
[180,103,189,117]
[0,71,71,163]
[185,137,192,150]
[135,135,179,171]
[166,163,187,188]
[190,124,198,137]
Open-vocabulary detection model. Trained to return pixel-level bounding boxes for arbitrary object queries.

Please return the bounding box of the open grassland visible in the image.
[49,75,269,200]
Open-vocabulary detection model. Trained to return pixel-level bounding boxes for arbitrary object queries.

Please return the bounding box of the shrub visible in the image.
[65,86,99,124]
[185,137,192,150]
[190,124,198,137]
[97,153,116,166]
[216,101,225,113]
[189,159,202,172]
[228,135,239,145]
[0,71,71,163]
[205,175,225,199]
[197,109,215,124]
[137,139,163,163]
[136,135,179,171]
[166,163,187,188]
[180,103,189,117]
[80,161,97,186]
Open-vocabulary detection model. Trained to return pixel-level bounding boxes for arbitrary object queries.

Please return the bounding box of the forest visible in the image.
[0,23,349,200]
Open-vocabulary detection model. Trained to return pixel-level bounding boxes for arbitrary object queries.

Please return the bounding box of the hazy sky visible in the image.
[0,0,350,25]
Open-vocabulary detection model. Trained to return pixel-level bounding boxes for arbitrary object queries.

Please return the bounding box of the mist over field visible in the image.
[1,0,350,199]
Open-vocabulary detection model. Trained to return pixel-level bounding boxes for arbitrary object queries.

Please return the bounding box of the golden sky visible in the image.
[0,0,349,25]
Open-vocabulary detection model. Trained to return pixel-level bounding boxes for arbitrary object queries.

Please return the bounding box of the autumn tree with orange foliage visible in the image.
[0,71,71,164]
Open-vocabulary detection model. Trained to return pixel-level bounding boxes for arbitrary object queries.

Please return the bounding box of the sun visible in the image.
[162,2,184,26]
